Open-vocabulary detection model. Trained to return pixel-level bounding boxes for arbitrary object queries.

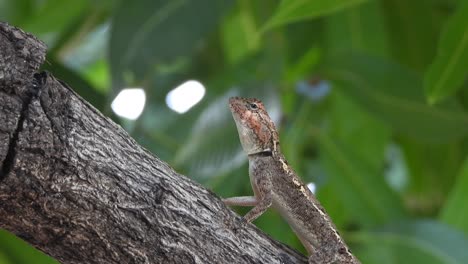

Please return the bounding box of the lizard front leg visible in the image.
[243,188,272,222]
[223,174,273,223]
[223,196,258,206]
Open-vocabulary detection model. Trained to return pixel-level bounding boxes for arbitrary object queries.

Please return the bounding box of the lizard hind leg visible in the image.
[293,233,326,264]
[295,233,315,256]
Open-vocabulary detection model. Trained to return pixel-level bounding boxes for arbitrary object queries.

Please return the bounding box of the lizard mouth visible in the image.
[228,97,242,112]
[228,97,240,106]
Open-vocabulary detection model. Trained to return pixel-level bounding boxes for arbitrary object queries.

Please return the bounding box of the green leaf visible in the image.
[316,183,350,229]
[0,250,12,264]
[353,220,468,264]
[284,46,321,84]
[0,230,58,264]
[424,1,468,104]
[381,0,439,71]
[441,157,468,235]
[399,139,465,214]
[82,59,111,94]
[20,0,87,38]
[329,90,391,170]
[322,52,468,143]
[263,0,370,31]
[318,131,405,227]
[222,0,260,65]
[0,0,34,26]
[109,0,233,87]
[324,0,389,57]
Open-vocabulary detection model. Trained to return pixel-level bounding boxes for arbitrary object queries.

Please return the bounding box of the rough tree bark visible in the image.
[0,23,309,263]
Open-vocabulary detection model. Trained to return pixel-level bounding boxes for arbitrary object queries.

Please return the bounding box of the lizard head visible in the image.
[229,97,279,155]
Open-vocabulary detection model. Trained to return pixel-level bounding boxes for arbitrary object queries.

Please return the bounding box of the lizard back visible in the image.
[249,153,358,263]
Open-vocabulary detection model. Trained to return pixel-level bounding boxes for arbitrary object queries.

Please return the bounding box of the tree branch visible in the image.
[0,22,307,264]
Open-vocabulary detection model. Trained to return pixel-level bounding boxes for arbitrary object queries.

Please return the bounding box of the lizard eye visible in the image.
[249,103,258,110]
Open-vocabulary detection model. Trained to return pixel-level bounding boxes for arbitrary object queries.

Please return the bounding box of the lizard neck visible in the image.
[247,150,273,158]
[246,140,281,158]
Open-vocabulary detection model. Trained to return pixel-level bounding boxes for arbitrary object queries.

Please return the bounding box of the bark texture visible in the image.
[0,22,308,264]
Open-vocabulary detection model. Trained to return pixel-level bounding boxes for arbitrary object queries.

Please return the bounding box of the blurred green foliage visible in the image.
[1,0,467,263]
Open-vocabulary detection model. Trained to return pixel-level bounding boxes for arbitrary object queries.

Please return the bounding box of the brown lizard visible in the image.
[223,97,360,264]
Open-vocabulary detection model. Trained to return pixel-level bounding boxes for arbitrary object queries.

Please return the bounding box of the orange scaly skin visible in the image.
[223,97,360,264]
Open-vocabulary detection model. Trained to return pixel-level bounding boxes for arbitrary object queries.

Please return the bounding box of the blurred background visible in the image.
[1,0,468,263]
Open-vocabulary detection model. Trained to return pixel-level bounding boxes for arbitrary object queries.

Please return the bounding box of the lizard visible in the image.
[223,97,360,264]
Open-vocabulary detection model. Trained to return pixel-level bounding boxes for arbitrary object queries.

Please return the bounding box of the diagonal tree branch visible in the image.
[0,22,307,264]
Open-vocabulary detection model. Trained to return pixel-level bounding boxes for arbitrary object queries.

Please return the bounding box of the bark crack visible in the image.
[0,73,44,181]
